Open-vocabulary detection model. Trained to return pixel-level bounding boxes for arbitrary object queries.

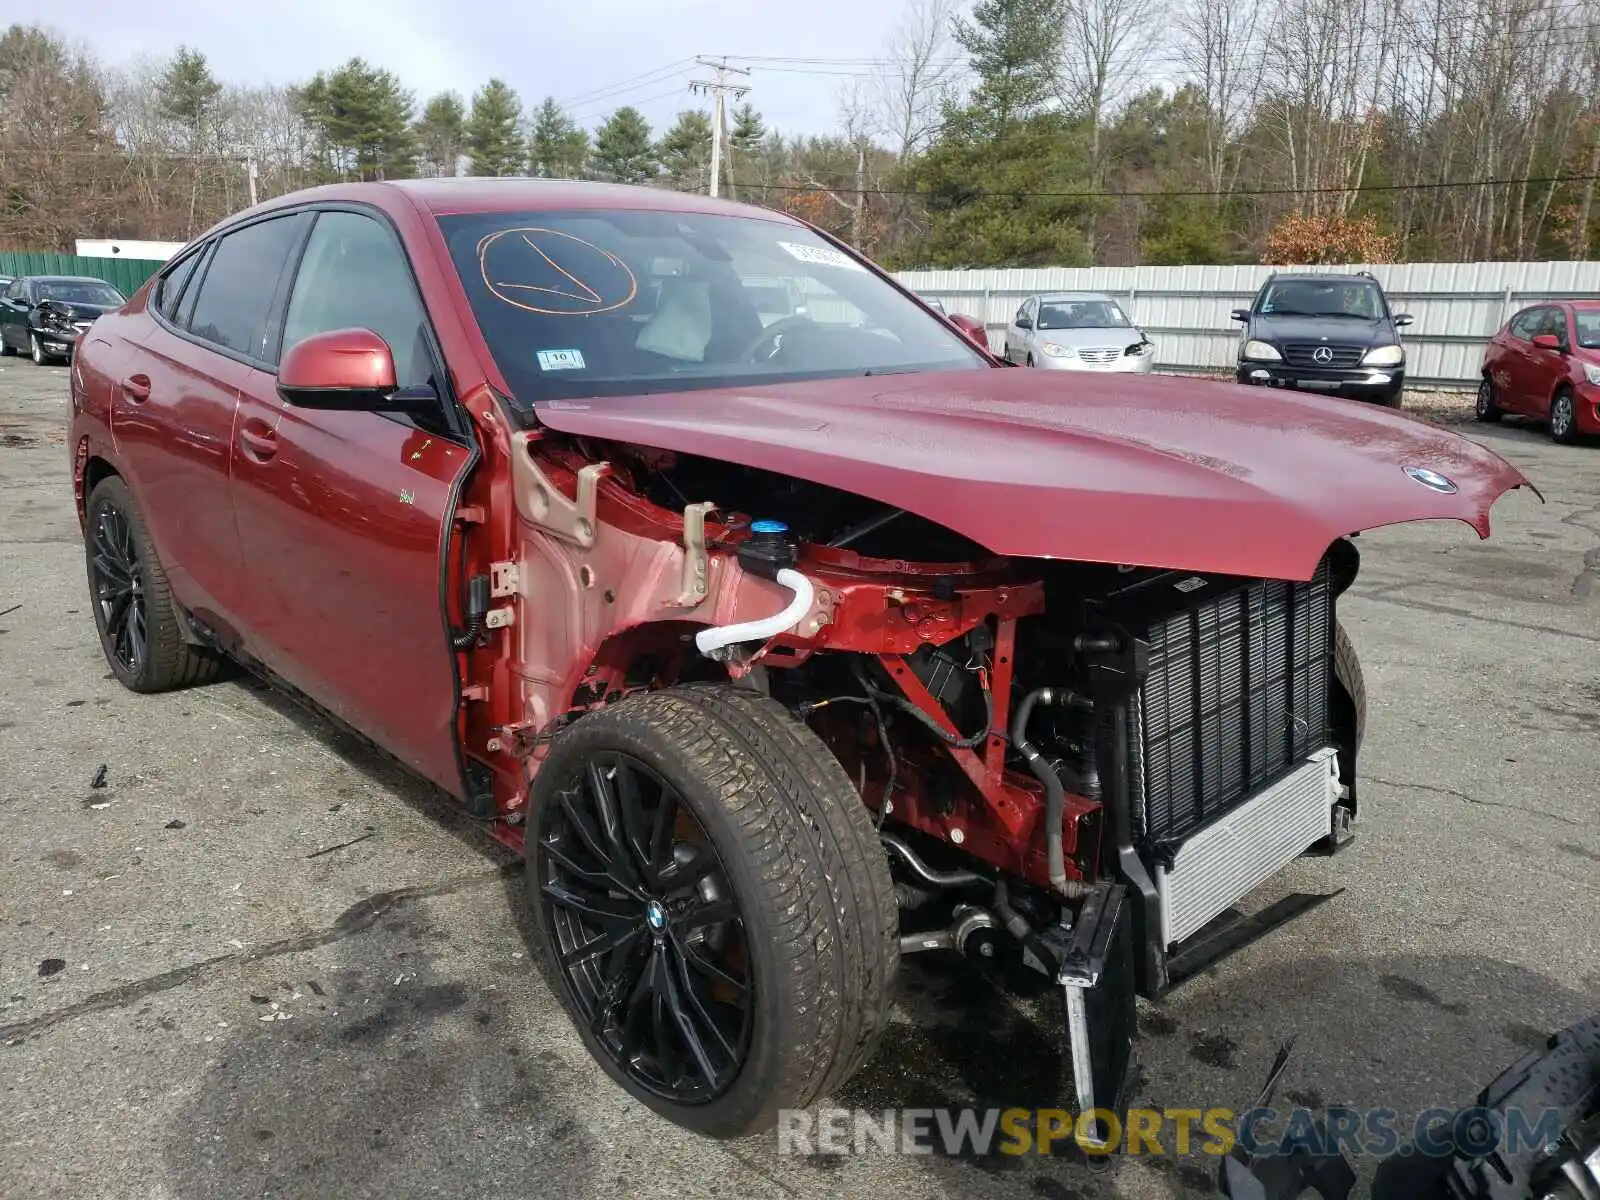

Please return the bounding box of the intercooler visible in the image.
[1121,562,1339,944]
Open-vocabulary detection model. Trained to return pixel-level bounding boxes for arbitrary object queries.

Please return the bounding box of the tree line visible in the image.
[4,0,1600,268]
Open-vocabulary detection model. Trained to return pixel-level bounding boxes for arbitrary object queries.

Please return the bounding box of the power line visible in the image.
[726,171,1600,201]
[557,58,696,109]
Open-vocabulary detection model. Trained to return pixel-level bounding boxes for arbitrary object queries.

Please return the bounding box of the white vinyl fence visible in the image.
[895,261,1600,388]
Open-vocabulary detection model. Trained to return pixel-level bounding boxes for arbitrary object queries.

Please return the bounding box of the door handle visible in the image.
[120,375,151,402]
[237,420,278,462]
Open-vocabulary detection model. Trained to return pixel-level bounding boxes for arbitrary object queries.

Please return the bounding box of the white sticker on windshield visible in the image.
[777,241,865,272]
[537,349,586,371]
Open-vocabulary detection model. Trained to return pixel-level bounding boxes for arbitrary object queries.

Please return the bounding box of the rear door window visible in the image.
[186,214,308,362]
[154,252,202,321]
[1508,309,1541,341]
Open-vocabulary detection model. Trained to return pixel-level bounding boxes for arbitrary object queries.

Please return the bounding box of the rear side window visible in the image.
[154,252,201,320]
[186,214,308,361]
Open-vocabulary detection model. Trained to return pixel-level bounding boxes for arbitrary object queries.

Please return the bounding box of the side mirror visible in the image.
[1230,308,1250,322]
[278,327,434,411]
[1394,313,1414,327]
[1531,333,1564,351]
[948,313,989,349]
[1015,315,1033,330]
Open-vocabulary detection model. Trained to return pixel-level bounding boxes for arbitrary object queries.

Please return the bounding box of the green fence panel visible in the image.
[0,253,168,298]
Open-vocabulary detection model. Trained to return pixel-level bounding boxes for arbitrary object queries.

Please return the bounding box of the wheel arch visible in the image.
[76,450,120,527]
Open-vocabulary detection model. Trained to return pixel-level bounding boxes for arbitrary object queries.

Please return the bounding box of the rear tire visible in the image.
[1475,376,1502,423]
[1549,387,1579,444]
[526,683,898,1137]
[84,476,228,693]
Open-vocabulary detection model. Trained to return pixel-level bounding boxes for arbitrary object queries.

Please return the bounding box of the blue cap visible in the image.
[750,519,789,535]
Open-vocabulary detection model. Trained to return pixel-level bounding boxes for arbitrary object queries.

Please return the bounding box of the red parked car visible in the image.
[1479,299,1600,442]
[69,180,1532,1140]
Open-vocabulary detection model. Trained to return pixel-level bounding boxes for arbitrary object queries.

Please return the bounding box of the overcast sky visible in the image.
[68,0,926,138]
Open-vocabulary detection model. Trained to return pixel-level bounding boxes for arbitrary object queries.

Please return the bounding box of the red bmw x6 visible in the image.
[69,179,1532,1138]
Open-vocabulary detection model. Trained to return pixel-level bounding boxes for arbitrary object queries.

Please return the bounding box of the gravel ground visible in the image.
[0,359,1595,1200]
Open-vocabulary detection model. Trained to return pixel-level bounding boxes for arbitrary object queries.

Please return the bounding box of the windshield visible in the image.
[1037,299,1130,330]
[1575,311,1600,349]
[37,279,123,306]
[1259,279,1385,320]
[437,210,986,407]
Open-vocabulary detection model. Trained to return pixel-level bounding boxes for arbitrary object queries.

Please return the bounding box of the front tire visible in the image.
[1550,388,1579,444]
[526,684,898,1137]
[1476,376,1502,422]
[84,477,227,693]
[29,333,47,365]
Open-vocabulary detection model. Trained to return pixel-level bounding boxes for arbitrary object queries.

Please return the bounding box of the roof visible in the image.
[237,177,802,223]
[25,275,115,284]
[1036,291,1119,302]
[1265,272,1380,283]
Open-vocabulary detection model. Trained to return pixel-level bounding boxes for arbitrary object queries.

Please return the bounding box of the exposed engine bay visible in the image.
[507,438,1364,1088]
[466,381,1525,1143]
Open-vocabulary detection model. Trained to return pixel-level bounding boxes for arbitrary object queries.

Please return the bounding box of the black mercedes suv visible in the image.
[1232,271,1412,407]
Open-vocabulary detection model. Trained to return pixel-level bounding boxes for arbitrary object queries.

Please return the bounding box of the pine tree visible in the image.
[591,106,657,184]
[729,103,766,155]
[951,0,1067,132]
[414,92,466,177]
[656,110,713,192]
[156,47,222,151]
[293,58,415,180]
[527,97,588,178]
[466,79,524,177]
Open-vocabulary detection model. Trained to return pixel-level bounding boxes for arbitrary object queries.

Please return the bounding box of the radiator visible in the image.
[1130,561,1334,847]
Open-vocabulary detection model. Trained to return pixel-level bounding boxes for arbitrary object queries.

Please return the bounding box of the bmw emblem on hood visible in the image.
[1404,466,1458,494]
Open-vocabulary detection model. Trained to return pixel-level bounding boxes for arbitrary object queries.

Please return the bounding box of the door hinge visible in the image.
[460,684,490,702]
[455,505,487,524]
[485,606,514,629]
[489,561,519,597]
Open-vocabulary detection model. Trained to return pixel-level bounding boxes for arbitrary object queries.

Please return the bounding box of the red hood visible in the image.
[535,369,1535,582]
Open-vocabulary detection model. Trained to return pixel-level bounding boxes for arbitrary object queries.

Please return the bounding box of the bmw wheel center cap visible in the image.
[645,900,667,931]
[1404,466,1458,494]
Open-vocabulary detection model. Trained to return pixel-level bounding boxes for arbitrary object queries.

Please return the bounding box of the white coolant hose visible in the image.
[694,568,815,658]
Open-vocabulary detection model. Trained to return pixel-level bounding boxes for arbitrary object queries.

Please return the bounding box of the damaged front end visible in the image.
[478,417,1464,1141]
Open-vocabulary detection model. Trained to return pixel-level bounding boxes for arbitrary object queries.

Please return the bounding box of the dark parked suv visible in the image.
[1232,271,1412,407]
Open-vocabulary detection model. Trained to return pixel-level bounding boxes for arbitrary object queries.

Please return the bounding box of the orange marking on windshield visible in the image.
[476,226,638,316]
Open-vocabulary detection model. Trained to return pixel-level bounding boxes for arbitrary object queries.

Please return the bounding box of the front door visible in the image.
[0,277,29,351]
[228,208,473,794]
[1005,298,1034,363]
[1524,306,1570,417]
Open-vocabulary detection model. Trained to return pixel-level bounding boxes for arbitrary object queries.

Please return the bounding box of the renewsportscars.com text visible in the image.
[777,1105,1568,1159]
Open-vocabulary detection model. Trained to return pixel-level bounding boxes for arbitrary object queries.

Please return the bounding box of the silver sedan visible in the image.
[1002,292,1155,372]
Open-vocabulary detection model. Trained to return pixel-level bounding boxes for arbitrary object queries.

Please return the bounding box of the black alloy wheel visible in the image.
[525,684,898,1136]
[83,476,227,692]
[90,502,147,675]
[536,752,752,1105]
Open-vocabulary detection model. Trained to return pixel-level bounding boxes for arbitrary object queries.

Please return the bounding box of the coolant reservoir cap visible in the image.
[739,519,797,579]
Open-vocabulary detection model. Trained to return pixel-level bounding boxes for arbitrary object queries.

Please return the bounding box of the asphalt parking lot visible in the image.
[1,360,1596,1200]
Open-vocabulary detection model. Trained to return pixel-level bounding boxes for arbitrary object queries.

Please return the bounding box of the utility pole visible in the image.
[689,56,750,198]
[245,154,259,207]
